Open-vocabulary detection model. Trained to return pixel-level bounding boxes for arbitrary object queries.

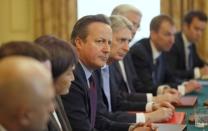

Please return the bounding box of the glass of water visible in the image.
[195,107,208,128]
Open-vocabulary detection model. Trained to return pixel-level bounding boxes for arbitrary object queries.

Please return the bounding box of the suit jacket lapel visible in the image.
[48,113,61,131]
[113,61,131,93]
[55,96,72,131]
[75,63,91,104]
[145,40,155,70]
[177,33,186,68]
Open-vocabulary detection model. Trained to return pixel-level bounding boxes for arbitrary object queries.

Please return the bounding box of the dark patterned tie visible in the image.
[188,44,194,70]
[88,74,97,128]
[153,56,161,85]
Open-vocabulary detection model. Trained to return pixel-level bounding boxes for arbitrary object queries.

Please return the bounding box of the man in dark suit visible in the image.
[110,53,180,108]
[61,14,113,131]
[129,14,201,96]
[165,11,208,80]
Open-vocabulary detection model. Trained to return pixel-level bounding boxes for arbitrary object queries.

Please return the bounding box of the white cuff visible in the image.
[177,84,186,96]
[147,93,153,102]
[145,102,154,112]
[194,67,201,79]
[136,113,146,123]
[157,85,170,95]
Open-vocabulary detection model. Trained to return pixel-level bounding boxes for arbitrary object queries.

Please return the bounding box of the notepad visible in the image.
[152,124,186,131]
[163,112,185,124]
[175,96,197,107]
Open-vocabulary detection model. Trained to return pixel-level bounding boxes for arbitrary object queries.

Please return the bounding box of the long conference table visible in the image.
[176,81,208,131]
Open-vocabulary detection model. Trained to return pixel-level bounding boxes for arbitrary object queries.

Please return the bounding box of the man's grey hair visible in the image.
[111,4,142,17]
[110,15,133,32]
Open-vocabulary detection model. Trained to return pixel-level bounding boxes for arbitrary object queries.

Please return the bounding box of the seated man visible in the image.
[0,56,55,131]
[129,14,201,96]
[165,11,208,80]
[97,15,174,131]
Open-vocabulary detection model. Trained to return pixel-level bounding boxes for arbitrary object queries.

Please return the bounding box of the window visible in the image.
[78,0,160,46]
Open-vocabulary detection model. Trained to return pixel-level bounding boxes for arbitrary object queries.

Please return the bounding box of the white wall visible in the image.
[78,0,160,46]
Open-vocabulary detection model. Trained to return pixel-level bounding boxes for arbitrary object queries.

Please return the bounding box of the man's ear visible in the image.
[74,37,83,50]
[17,107,31,127]
[183,22,191,30]
[150,30,157,39]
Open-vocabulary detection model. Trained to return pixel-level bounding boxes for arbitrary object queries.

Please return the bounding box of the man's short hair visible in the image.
[71,14,111,46]
[110,15,133,32]
[111,4,142,17]
[183,10,207,25]
[0,41,50,61]
[150,14,174,32]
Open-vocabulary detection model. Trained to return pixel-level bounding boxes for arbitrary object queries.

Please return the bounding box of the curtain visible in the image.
[34,0,77,41]
[161,0,208,63]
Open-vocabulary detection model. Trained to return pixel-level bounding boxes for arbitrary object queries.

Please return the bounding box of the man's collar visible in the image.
[150,40,161,60]
[101,64,108,69]
[182,33,192,47]
[79,60,93,80]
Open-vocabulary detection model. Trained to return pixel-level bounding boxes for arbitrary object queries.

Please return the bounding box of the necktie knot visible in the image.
[89,74,95,89]
[154,55,161,66]
[188,44,193,49]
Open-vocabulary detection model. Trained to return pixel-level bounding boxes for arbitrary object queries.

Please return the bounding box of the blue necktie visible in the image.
[153,56,161,85]
[188,45,194,70]
[88,74,97,128]
[101,67,112,112]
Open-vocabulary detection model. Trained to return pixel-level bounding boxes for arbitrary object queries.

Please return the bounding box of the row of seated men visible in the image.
[60,4,208,131]
[0,3,207,131]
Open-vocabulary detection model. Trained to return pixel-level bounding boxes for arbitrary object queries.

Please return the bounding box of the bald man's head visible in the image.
[0,56,55,131]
